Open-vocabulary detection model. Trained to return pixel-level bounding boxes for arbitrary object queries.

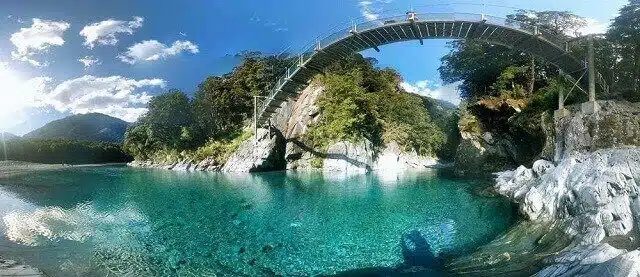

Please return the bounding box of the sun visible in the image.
[0,63,30,125]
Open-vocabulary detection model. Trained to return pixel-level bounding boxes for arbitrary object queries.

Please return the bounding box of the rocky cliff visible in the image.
[253,82,442,174]
[450,101,640,276]
[554,101,640,162]
[130,81,452,173]
[222,127,286,172]
[491,149,640,276]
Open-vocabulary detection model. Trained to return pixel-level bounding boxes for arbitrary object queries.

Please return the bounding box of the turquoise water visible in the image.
[0,166,514,276]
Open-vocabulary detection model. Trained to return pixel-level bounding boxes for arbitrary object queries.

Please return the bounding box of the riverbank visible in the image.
[0,161,127,178]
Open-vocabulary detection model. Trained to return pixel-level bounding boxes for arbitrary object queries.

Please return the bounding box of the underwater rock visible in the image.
[536,244,640,277]
[0,258,43,276]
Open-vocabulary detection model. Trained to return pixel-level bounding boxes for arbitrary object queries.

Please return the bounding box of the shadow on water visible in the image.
[326,230,450,277]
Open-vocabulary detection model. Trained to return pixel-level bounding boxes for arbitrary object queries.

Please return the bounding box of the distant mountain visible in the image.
[24,113,130,143]
[0,132,20,141]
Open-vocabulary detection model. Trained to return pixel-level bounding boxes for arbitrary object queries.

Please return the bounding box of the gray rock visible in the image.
[555,101,640,162]
[496,149,640,236]
[536,246,640,277]
[323,140,373,174]
[0,259,43,276]
[536,243,629,277]
[533,159,555,176]
[372,142,438,171]
[222,128,285,172]
[495,148,640,276]
[172,159,193,171]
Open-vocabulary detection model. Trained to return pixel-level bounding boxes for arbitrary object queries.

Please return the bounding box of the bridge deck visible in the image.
[257,13,604,125]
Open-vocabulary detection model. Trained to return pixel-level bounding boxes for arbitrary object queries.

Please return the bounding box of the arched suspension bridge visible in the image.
[255,10,609,126]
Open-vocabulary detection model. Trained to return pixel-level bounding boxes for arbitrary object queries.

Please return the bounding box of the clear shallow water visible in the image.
[0,166,514,276]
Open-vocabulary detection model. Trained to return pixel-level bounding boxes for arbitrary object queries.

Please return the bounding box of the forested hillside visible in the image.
[122,53,457,165]
[24,113,129,143]
[3,139,131,164]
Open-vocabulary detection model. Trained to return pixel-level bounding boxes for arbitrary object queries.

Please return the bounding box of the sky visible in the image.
[0,0,629,135]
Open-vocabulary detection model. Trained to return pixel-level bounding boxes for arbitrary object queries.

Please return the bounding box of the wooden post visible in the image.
[588,34,596,102]
[558,88,564,110]
[253,96,257,145]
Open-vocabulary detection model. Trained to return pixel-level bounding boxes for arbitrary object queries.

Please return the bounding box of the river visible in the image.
[0,166,515,276]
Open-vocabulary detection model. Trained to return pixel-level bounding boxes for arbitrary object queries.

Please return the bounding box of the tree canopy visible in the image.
[607,0,640,97]
[307,55,447,157]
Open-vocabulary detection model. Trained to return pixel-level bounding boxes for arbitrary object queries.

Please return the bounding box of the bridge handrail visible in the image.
[258,11,585,118]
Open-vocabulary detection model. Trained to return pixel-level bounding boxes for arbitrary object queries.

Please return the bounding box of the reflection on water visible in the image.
[4,203,148,246]
[0,166,514,276]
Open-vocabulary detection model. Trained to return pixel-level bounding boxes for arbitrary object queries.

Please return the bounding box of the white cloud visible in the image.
[79,16,143,48]
[401,80,461,105]
[10,18,70,67]
[78,56,101,69]
[575,18,608,36]
[118,40,199,64]
[44,75,166,122]
[359,1,379,21]
[358,0,394,21]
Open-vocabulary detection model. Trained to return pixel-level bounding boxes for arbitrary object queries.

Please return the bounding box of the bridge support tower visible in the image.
[581,34,599,114]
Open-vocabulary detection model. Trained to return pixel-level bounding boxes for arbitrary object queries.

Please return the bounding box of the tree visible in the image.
[192,54,293,140]
[123,90,200,158]
[307,54,446,156]
[440,10,588,100]
[439,40,529,99]
[607,0,640,96]
[508,10,587,37]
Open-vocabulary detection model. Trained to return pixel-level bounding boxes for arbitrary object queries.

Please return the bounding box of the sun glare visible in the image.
[0,63,25,110]
[0,63,40,127]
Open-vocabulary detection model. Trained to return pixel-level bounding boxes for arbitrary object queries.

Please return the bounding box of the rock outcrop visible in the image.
[128,158,222,172]
[323,140,374,174]
[273,82,442,173]
[373,142,438,170]
[455,130,518,175]
[496,148,640,240]
[494,148,640,276]
[555,101,640,162]
[536,244,640,277]
[281,83,324,171]
[452,102,640,276]
[320,140,440,175]
[222,128,285,172]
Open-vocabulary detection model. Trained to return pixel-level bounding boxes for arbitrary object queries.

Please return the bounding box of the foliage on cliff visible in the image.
[444,4,640,170]
[123,53,290,162]
[306,55,448,157]
[441,10,595,169]
[606,0,640,100]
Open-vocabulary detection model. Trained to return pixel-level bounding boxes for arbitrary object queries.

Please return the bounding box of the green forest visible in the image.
[3,139,131,164]
[116,1,639,169]
[122,52,460,166]
[439,3,639,170]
